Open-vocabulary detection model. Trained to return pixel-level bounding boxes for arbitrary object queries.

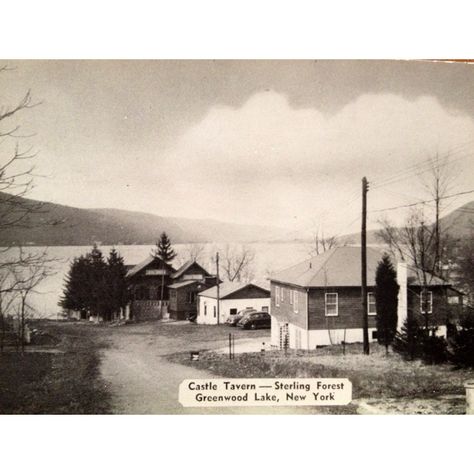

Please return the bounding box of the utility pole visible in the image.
[361,176,370,355]
[216,252,220,325]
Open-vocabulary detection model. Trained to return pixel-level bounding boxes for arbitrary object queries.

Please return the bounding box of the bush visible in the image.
[420,334,448,365]
[449,308,474,368]
[393,315,448,364]
[392,315,423,360]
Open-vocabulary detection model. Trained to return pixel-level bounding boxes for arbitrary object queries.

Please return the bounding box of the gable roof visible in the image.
[198,281,270,299]
[171,260,211,280]
[270,246,448,288]
[126,255,176,279]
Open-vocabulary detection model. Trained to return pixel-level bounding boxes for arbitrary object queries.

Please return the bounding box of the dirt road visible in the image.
[99,321,327,414]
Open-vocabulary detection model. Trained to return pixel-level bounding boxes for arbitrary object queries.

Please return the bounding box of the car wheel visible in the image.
[251,323,256,330]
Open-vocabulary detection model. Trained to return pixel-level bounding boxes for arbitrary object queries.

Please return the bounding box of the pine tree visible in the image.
[375,254,399,353]
[393,311,448,364]
[152,232,177,317]
[86,244,107,317]
[153,232,177,262]
[61,246,128,321]
[449,308,474,368]
[60,255,90,315]
[105,248,128,320]
[392,312,423,361]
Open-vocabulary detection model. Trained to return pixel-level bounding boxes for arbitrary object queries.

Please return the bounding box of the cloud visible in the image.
[157,90,474,232]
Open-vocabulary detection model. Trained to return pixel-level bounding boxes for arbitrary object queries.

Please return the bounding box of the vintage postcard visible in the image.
[1,59,474,415]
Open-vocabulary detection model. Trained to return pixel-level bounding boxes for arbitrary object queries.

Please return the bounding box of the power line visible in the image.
[370,140,474,190]
[369,188,474,214]
[371,150,472,191]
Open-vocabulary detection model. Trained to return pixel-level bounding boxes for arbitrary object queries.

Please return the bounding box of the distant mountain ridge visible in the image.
[0,192,284,246]
[340,200,474,245]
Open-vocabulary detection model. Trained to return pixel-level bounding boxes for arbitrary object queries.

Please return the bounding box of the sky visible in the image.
[1,60,474,237]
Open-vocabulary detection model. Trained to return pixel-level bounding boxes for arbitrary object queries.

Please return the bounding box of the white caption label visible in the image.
[179,378,352,407]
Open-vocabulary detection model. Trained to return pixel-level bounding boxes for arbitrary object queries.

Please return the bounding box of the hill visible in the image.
[0,192,284,246]
[340,200,474,245]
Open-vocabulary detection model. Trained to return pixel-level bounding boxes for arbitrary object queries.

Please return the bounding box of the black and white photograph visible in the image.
[1,58,474,416]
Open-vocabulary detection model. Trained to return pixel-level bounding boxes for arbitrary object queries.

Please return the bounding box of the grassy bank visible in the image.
[0,322,111,414]
[168,343,473,413]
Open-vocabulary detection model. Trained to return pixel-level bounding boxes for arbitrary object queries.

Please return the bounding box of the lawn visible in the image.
[168,341,474,414]
[0,321,111,414]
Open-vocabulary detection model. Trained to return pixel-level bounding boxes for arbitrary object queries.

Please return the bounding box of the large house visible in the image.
[269,246,461,350]
[197,281,271,325]
[126,257,217,320]
[168,261,218,320]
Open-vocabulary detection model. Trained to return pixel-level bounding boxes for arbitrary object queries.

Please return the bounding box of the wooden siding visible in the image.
[407,286,452,327]
[169,282,203,320]
[308,287,377,331]
[308,286,450,331]
[270,282,307,329]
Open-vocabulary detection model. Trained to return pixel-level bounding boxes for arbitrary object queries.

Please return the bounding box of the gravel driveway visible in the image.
[99,321,284,414]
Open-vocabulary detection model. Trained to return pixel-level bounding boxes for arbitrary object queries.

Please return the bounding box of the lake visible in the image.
[2,242,312,318]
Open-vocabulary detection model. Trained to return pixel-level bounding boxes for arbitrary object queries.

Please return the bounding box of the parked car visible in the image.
[237,312,271,330]
[225,308,256,326]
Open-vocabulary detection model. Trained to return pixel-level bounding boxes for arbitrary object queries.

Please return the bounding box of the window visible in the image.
[261,306,269,312]
[230,308,237,315]
[368,292,376,315]
[204,302,207,316]
[187,292,196,304]
[275,286,280,306]
[213,306,217,318]
[281,286,284,302]
[289,289,293,305]
[420,290,433,314]
[448,295,460,305]
[293,290,299,313]
[325,293,338,316]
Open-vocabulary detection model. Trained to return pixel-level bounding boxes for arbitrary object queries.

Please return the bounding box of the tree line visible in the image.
[60,245,128,321]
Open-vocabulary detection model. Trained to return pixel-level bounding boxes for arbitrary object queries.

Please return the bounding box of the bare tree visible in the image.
[214,244,255,283]
[11,254,54,353]
[0,67,60,338]
[456,234,474,305]
[175,243,206,268]
[377,150,460,285]
[377,209,444,331]
[308,229,338,257]
[0,269,16,353]
[418,152,460,274]
[1,69,41,234]
[0,66,47,294]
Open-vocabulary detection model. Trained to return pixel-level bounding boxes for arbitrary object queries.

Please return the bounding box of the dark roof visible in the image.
[271,246,448,288]
[171,260,211,279]
[126,255,175,279]
[199,282,270,299]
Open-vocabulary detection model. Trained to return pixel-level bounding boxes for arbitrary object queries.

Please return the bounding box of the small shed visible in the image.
[197,282,270,325]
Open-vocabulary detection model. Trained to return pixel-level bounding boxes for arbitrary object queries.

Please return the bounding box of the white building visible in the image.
[197,282,271,325]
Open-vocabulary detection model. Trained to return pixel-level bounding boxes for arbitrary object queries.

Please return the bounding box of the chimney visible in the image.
[396,262,408,331]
